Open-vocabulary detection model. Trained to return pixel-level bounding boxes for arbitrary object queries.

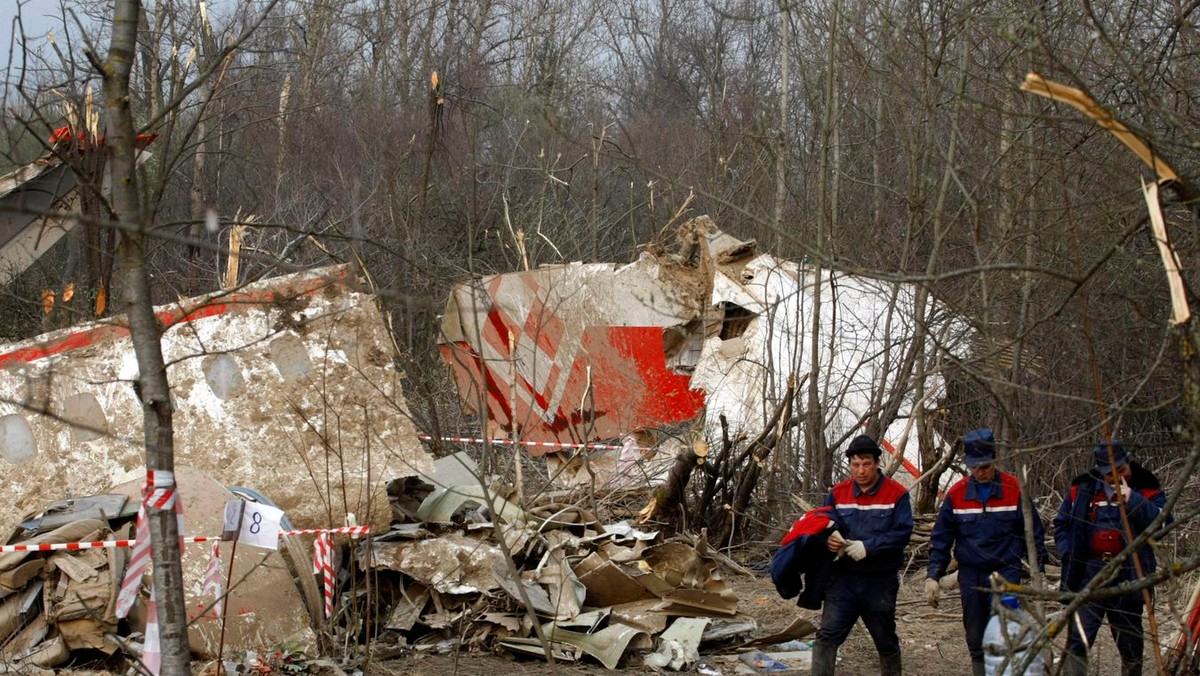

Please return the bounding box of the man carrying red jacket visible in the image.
[811,435,913,676]
[925,428,1048,676]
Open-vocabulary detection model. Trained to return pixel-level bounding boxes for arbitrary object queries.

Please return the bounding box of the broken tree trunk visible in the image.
[649,377,798,548]
[715,376,796,547]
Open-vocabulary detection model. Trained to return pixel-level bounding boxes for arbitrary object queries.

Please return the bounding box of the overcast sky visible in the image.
[3,0,80,85]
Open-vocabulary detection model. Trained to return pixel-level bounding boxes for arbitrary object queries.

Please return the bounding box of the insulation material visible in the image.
[0,561,45,591]
[370,533,505,595]
[0,521,106,572]
[0,583,42,646]
[0,266,433,529]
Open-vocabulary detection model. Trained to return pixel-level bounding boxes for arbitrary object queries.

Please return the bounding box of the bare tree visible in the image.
[101,0,189,667]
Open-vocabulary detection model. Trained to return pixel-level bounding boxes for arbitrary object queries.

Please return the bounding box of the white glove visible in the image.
[1118,481,1132,501]
[844,540,867,561]
[827,530,846,555]
[925,578,940,609]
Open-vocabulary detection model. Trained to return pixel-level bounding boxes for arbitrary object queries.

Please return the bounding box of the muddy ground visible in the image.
[372,571,1145,675]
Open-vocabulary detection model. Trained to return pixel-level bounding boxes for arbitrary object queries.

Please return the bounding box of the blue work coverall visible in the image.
[814,473,914,656]
[927,471,1048,663]
[1053,462,1166,667]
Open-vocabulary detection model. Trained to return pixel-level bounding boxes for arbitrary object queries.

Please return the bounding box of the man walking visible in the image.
[1053,440,1167,676]
[812,434,914,676]
[925,428,1048,676]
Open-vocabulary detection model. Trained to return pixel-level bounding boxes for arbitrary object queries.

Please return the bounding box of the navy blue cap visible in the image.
[845,434,883,459]
[1093,441,1129,474]
[963,428,996,468]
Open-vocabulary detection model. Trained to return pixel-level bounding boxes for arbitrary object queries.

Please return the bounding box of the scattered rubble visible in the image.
[0,455,818,673]
[358,468,824,671]
[0,467,324,671]
[0,225,945,671]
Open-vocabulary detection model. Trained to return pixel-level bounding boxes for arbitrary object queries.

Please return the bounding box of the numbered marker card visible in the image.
[222,499,284,550]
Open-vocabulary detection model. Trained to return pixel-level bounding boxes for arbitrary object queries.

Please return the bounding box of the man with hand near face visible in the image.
[925,428,1048,676]
[1054,440,1167,676]
[811,435,914,676]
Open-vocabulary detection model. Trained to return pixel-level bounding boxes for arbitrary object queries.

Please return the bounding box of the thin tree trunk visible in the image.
[766,0,791,508]
[772,1,789,249]
[103,0,188,671]
[806,0,840,491]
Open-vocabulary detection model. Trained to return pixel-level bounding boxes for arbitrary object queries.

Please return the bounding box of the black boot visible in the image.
[971,660,985,676]
[1121,661,1142,676]
[1062,652,1088,676]
[811,641,837,676]
[879,651,901,676]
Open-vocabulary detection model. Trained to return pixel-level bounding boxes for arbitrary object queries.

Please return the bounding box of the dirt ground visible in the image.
[371,571,1150,675]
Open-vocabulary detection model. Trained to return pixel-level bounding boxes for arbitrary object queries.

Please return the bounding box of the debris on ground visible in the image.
[0,467,326,671]
[358,469,823,671]
[0,452,816,673]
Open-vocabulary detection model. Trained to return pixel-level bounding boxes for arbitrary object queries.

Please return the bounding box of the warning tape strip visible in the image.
[313,531,335,617]
[280,526,369,537]
[117,470,182,619]
[419,434,630,451]
[0,525,369,554]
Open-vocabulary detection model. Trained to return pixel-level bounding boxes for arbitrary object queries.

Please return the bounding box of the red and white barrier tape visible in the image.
[418,434,630,451]
[114,498,148,617]
[312,531,334,618]
[117,470,183,619]
[283,526,370,537]
[201,542,223,618]
[142,587,161,675]
[0,526,369,554]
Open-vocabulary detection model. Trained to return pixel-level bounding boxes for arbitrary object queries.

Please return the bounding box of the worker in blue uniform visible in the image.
[811,434,913,676]
[1053,440,1167,676]
[925,428,1048,676]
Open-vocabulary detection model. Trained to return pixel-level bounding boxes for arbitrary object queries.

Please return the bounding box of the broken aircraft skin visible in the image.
[0,265,434,530]
[438,216,970,477]
[438,241,711,451]
[371,470,762,670]
[108,466,317,658]
[0,127,157,288]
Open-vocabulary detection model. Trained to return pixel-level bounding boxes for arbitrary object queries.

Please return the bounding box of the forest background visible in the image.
[2,0,1199,568]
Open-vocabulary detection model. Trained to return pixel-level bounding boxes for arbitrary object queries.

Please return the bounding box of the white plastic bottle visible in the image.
[983,594,1045,676]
